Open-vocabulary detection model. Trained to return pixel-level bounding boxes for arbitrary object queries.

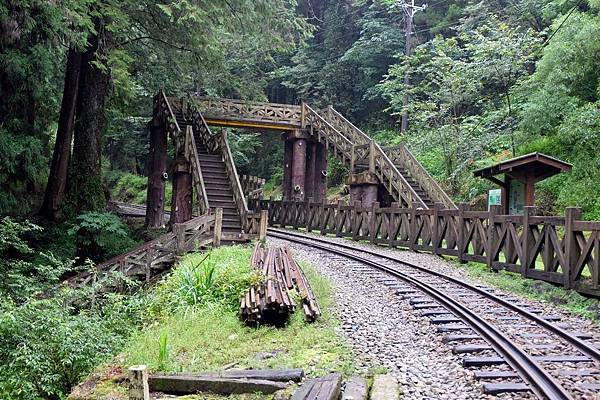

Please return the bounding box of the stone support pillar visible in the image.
[348,171,379,208]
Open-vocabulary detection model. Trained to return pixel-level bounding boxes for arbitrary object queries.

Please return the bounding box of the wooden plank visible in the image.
[291,373,341,400]
[203,369,304,382]
[342,376,368,400]
[148,374,286,395]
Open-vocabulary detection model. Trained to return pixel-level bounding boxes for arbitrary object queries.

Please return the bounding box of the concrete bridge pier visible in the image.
[282,130,327,202]
[348,172,379,207]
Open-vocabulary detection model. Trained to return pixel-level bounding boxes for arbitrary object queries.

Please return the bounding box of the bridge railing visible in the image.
[251,198,600,297]
[64,212,220,290]
[191,96,302,127]
[184,126,210,215]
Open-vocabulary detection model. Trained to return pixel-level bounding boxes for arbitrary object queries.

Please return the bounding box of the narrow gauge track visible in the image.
[268,228,600,400]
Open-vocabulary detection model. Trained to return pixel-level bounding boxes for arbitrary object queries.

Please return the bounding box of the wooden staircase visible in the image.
[174,110,243,236]
[195,144,243,233]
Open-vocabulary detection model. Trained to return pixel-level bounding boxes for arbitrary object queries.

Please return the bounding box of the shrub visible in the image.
[0,291,145,399]
[0,217,71,302]
[68,212,139,263]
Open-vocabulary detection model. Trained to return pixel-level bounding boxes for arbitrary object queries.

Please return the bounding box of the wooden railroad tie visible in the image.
[240,242,321,325]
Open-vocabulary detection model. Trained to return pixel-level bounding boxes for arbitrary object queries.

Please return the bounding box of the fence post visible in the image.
[433,202,443,255]
[368,140,375,174]
[457,203,469,263]
[320,199,327,235]
[174,223,185,255]
[565,207,582,289]
[336,200,343,237]
[486,204,502,270]
[410,203,419,251]
[307,197,314,232]
[352,201,361,240]
[259,210,268,243]
[370,202,380,244]
[128,365,150,400]
[389,202,399,248]
[521,206,536,278]
[213,208,223,248]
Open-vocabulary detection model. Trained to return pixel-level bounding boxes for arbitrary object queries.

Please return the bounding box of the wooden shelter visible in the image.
[474,152,572,215]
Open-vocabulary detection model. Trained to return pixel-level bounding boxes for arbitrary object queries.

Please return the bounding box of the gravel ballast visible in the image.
[268,231,600,399]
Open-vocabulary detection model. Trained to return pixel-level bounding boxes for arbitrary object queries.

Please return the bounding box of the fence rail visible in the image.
[251,199,600,297]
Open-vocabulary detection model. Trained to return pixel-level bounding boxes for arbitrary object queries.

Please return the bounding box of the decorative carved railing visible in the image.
[192,96,302,128]
[241,175,266,200]
[384,144,456,209]
[254,199,600,298]
[64,212,219,290]
[184,126,210,215]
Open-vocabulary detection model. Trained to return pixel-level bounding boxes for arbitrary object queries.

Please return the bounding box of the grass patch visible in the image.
[123,244,353,377]
[452,259,600,322]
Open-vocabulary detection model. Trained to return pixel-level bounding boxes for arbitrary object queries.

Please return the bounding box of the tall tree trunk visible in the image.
[68,24,112,214]
[40,48,82,220]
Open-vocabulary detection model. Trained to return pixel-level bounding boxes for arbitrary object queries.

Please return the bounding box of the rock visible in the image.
[342,376,368,400]
[370,375,399,400]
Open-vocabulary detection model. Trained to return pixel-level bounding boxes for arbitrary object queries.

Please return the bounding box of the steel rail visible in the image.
[269,228,600,363]
[269,229,575,400]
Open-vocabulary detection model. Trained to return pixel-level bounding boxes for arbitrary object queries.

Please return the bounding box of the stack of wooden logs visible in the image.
[240,243,321,325]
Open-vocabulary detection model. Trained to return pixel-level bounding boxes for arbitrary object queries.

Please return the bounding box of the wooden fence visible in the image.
[250,199,600,297]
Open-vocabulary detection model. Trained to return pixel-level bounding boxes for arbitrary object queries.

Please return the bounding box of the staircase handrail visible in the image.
[185,97,219,152]
[184,126,210,214]
[386,144,457,209]
[217,129,250,232]
[157,90,182,138]
[302,104,354,165]
[312,106,425,208]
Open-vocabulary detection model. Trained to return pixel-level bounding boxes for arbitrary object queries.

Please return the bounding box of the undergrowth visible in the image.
[124,245,353,376]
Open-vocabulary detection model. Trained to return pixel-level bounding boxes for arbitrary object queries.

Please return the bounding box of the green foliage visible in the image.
[158,332,168,371]
[149,247,260,315]
[0,291,145,399]
[0,217,70,302]
[68,212,138,263]
[107,171,148,205]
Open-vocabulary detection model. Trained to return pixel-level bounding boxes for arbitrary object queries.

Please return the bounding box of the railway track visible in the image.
[268,228,600,400]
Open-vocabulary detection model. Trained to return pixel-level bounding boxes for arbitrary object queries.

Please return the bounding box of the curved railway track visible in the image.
[268,228,600,400]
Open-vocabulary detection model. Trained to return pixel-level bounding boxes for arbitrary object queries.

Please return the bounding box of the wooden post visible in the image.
[213,208,223,248]
[521,206,536,278]
[174,223,185,255]
[128,365,150,400]
[320,198,327,235]
[283,138,293,200]
[291,138,307,201]
[336,200,343,237]
[457,203,468,263]
[433,203,443,255]
[487,205,502,270]
[350,144,355,173]
[314,142,328,201]
[259,210,268,242]
[368,140,375,174]
[565,207,582,289]
[170,162,193,227]
[145,118,168,229]
[305,142,317,200]
[410,203,418,251]
[370,202,380,244]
